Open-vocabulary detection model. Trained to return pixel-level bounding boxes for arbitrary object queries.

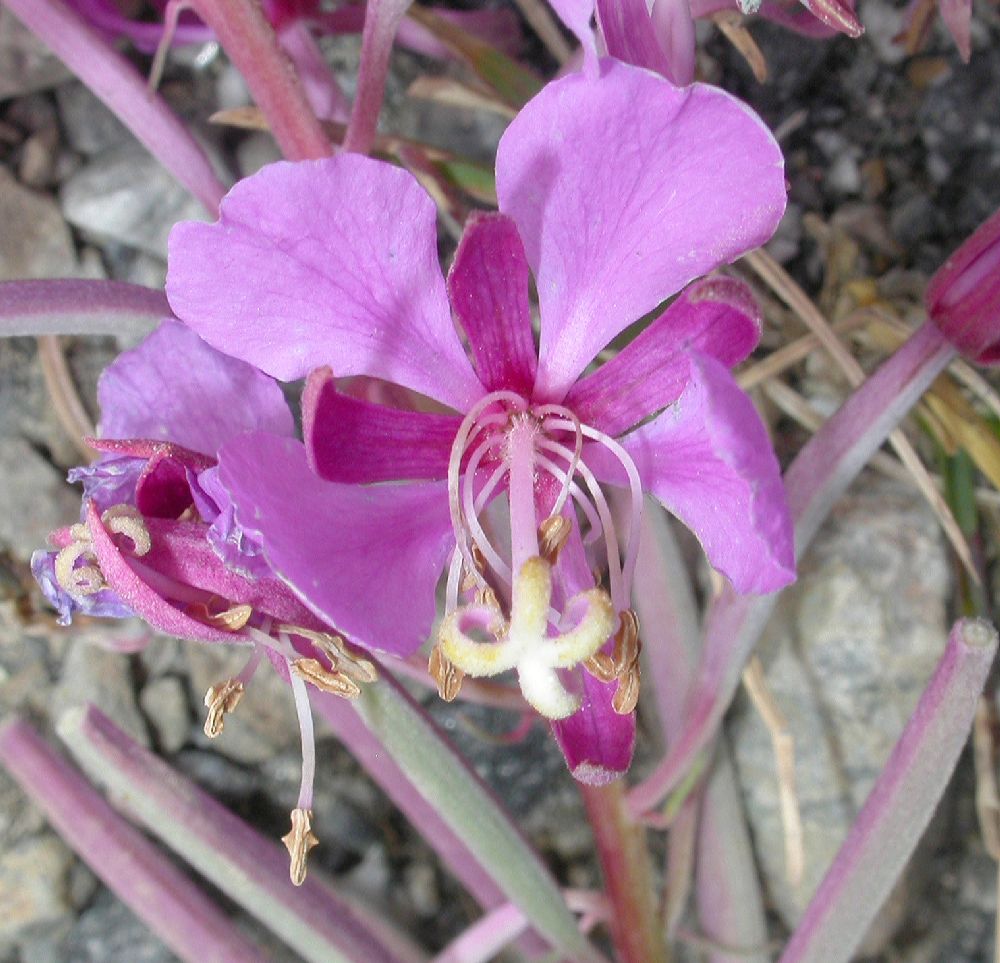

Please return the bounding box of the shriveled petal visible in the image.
[591,353,794,594]
[447,213,537,397]
[98,320,293,455]
[495,60,785,401]
[167,156,483,411]
[303,368,459,483]
[564,277,762,437]
[218,434,455,656]
[940,0,972,61]
[68,456,146,513]
[85,502,238,643]
[193,468,272,580]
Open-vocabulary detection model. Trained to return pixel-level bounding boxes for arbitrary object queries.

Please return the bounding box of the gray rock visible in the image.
[0,11,70,100]
[60,144,207,258]
[139,676,191,754]
[0,167,77,280]
[185,644,299,764]
[0,435,78,559]
[53,640,149,748]
[730,478,949,935]
[0,834,75,942]
[44,888,179,963]
[54,82,131,156]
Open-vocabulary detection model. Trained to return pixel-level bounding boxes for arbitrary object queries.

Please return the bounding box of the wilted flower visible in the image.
[165,59,795,783]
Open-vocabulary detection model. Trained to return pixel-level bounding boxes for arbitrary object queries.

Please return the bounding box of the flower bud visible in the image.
[926,207,1000,365]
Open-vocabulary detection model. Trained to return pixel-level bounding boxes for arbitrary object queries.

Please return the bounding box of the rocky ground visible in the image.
[0,3,998,960]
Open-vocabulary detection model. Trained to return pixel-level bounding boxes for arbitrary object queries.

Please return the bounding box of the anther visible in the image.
[538,516,571,565]
[612,610,642,714]
[291,658,361,698]
[203,679,244,737]
[282,627,378,685]
[187,602,253,632]
[282,808,319,886]
[428,643,465,701]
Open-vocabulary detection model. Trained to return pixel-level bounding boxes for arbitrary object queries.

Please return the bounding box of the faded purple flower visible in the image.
[166,60,794,783]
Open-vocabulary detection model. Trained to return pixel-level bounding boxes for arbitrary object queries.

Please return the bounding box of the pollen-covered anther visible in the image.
[428,643,465,701]
[460,544,488,592]
[100,504,151,556]
[291,657,362,698]
[282,807,319,886]
[203,678,244,737]
[538,515,571,565]
[439,556,616,720]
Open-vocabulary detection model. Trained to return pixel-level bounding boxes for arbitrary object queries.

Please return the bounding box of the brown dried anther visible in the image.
[291,657,362,697]
[538,515,571,565]
[187,601,253,633]
[583,609,642,715]
[282,808,319,886]
[428,643,465,701]
[203,678,245,737]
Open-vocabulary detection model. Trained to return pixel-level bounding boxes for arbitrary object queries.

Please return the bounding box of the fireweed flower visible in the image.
[166,59,795,782]
[33,320,378,882]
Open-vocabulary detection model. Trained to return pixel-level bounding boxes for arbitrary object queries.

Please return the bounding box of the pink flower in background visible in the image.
[926,206,1000,365]
[165,59,794,783]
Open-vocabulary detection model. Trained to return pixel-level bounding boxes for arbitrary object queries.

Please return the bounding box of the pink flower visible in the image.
[166,60,795,782]
[926,207,1000,366]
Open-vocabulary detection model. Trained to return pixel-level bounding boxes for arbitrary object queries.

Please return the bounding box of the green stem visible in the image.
[580,781,667,963]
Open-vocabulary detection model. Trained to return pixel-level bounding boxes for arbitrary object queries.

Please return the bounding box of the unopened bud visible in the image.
[927,207,1000,366]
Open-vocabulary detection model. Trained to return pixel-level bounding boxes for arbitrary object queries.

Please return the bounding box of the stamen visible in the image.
[291,658,362,698]
[282,808,319,887]
[282,627,378,685]
[187,601,253,632]
[148,0,192,92]
[534,453,604,546]
[448,391,526,590]
[537,404,583,517]
[461,435,512,588]
[428,643,465,701]
[582,609,643,714]
[203,678,245,737]
[538,515,571,565]
[284,642,317,816]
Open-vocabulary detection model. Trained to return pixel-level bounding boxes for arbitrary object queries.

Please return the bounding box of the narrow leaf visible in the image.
[0,718,268,963]
[348,672,604,962]
[0,279,167,338]
[779,618,998,963]
[58,704,427,963]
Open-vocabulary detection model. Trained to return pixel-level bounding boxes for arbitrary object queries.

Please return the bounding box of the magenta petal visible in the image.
[550,523,634,783]
[167,156,484,411]
[218,434,455,655]
[303,368,459,483]
[597,0,694,86]
[546,0,598,71]
[939,0,972,60]
[552,671,635,784]
[594,353,794,594]
[98,320,293,456]
[565,277,762,437]
[447,213,538,396]
[496,61,786,400]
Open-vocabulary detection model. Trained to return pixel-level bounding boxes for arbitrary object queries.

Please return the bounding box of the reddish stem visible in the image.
[579,781,666,963]
[189,0,331,160]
